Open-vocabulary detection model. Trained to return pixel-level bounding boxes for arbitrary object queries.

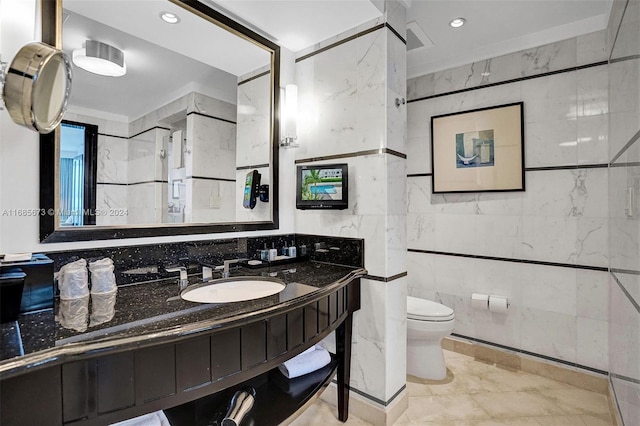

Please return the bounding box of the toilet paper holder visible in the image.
[488,295,509,313]
[471,293,489,310]
[470,293,510,313]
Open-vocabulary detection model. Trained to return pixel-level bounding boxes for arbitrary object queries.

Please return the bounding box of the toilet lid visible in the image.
[407,296,454,321]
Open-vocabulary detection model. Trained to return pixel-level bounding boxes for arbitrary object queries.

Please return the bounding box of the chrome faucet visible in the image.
[166,266,188,291]
[221,258,246,278]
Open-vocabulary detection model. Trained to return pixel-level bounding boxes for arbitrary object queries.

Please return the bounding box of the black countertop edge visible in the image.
[0,266,366,380]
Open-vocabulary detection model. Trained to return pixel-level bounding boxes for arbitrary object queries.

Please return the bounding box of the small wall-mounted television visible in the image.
[296,163,348,210]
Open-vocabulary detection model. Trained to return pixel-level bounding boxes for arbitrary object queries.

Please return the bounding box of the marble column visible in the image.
[294,0,407,421]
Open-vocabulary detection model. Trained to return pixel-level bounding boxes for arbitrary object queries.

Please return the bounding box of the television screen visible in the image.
[296,163,348,210]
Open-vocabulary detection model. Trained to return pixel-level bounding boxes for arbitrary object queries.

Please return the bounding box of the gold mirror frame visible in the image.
[39,0,280,243]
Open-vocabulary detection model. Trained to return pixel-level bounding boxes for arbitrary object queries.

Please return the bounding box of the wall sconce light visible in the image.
[73,40,126,77]
[280,84,298,148]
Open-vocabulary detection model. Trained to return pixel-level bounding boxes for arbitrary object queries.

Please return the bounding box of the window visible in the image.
[59,121,97,226]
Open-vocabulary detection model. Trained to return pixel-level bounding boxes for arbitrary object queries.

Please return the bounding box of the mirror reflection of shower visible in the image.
[167,129,186,223]
[59,121,97,226]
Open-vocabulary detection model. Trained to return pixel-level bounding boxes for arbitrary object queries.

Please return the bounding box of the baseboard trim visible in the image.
[608,379,624,426]
[320,382,408,426]
[450,333,607,376]
[443,336,610,395]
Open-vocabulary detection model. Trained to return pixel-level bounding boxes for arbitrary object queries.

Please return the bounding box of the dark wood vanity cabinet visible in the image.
[0,280,360,426]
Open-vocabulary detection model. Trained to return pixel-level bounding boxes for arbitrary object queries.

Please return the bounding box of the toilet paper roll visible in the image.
[471,293,489,310]
[489,295,509,313]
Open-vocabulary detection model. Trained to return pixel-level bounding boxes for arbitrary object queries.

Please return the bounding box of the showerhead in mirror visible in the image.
[1,42,72,134]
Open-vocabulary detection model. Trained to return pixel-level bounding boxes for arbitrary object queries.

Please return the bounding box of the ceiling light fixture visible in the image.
[72,40,126,77]
[160,11,180,24]
[449,18,466,28]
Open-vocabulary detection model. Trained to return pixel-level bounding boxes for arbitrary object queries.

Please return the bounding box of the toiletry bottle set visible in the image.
[258,241,300,262]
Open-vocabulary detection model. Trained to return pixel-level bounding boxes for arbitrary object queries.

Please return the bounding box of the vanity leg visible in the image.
[336,314,352,422]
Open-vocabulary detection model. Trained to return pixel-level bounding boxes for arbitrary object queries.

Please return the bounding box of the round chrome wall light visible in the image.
[1,42,72,133]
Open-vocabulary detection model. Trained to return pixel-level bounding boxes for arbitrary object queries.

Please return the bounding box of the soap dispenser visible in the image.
[288,240,297,258]
[269,243,277,261]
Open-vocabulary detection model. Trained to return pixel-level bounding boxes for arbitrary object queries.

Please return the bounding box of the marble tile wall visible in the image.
[185,112,237,223]
[185,178,236,224]
[125,128,165,225]
[83,91,237,226]
[95,132,129,227]
[407,30,610,374]
[235,72,272,223]
[96,185,128,226]
[187,114,236,180]
[64,112,130,226]
[608,0,640,424]
[236,73,271,168]
[294,0,407,408]
[127,183,163,224]
[97,135,128,185]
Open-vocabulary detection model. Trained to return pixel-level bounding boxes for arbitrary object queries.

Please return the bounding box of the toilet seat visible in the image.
[407,296,454,322]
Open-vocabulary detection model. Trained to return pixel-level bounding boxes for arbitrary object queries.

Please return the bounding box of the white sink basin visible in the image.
[180,276,286,303]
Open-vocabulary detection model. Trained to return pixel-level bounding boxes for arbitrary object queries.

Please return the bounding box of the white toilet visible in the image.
[406,296,455,380]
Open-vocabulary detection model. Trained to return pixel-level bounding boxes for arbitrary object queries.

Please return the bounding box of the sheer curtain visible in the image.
[59,155,84,226]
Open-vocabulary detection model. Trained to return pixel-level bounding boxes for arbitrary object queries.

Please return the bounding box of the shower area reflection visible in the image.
[59,121,97,226]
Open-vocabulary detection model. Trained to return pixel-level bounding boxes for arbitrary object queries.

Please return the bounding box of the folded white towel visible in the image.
[278,346,331,379]
[2,252,32,262]
[109,410,171,426]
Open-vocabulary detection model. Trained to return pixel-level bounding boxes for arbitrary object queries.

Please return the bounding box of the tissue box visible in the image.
[0,254,54,313]
[0,272,25,323]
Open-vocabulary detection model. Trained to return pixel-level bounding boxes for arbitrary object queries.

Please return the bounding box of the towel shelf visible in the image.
[165,354,338,425]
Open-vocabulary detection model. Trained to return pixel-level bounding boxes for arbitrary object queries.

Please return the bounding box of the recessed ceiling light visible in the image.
[449,18,466,28]
[160,11,180,24]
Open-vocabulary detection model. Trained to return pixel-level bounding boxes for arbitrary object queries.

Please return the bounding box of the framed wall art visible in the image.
[430,102,525,193]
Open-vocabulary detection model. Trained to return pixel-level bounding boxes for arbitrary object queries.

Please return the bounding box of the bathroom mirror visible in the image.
[2,41,72,133]
[40,0,280,242]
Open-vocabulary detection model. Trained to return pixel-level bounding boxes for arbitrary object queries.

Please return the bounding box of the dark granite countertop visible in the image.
[0,261,365,379]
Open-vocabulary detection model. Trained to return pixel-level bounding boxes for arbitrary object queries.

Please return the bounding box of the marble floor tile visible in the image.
[471,391,568,417]
[289,399,372,425]
[580,413,617,426]
[401,394,492,423]
[290,350,614,426]
[481,368,574,392]
[542,388,611,415]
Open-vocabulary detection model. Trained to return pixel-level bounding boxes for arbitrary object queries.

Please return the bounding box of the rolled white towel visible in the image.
[109,410,171,426]
[278,346,331,379]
